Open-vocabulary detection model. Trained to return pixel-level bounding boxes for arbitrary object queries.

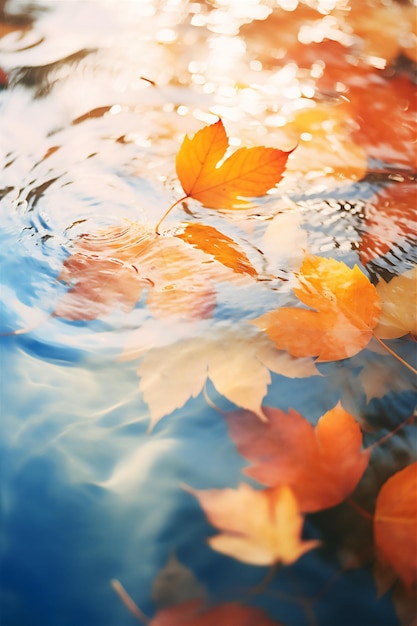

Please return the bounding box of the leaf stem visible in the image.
[110,579,149,623]
[366,414,415,452]
[346,498,374,521]
[372,333,417,375]
[248,564,278,596]
[155,195,189,234]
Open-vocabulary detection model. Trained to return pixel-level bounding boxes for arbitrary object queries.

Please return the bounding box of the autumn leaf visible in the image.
[358,352,417,403]
[285,105,367,183]
[54,221,153,320]
[374,462,417,589]
[318,66,417,171]
[152,553,206,608]
[185,483,319,566]
[351,74,417,171]
[226,403,370,513]
[175,223,257,277]
[175,118,292,209]
[359,184,417,267]
[252,254,381,362]
[374,267,417,339]
[127,328,319,430]
[151,600,282,626]
[54,220,245,321]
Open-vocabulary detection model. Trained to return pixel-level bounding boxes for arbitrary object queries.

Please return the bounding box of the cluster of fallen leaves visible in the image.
[54,89,417,626]
[55,117,291,323]
[93,118,416,626]
[46,4,416,622]
[56,112,415,626]
[112,449,416,625]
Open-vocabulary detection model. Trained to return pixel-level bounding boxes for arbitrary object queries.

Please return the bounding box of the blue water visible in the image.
[1,1,416,625]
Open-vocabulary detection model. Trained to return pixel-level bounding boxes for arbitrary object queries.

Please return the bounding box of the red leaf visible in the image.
[226,403,370,512]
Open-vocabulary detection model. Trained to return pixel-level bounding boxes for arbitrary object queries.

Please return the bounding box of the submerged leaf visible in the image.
[54,222,153,320]
[132,329,319,429]
[252,254,381,361]
[152,553,206,608]
[175,118,292,209]
[185,483,319,566]
[374,462,417,589]
[226,403,370,512]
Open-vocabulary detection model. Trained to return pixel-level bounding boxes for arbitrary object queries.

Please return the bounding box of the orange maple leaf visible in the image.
[185,483,319,566]
[374,462,417,589]
[252,254,381,361]
[151,600,282,626]
[226,403,370,513]
[175,222,257,277]
[175,118,291,210]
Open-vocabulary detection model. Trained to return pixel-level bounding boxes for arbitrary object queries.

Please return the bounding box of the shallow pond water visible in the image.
[0,1,416,625]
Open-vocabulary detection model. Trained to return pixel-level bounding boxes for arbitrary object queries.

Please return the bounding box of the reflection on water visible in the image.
[0,1,416,625]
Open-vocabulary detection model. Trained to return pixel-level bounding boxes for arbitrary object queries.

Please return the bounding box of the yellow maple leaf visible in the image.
[185,483,320,566]
[124,328,319,430]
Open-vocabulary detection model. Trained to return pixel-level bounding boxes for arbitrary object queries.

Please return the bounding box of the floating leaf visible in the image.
[185,483,319,566]
[252,254,381,361]
[130,329,319,430]
[374,267,417,339]
[226,403,370,513]
[176,223,257,277]
[358,353,417,403]
[175,118,292,209]
[374,462,417,589]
